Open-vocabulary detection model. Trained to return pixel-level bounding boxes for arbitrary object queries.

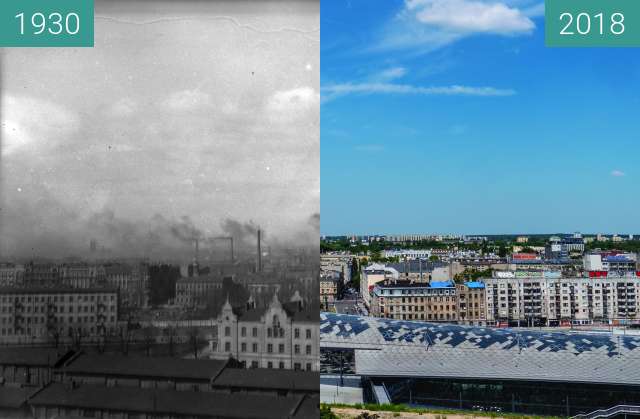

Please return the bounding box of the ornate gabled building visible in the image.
[211,293,318,371]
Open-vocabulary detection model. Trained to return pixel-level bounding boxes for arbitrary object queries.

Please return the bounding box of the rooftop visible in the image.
[30,383,309,419]
[63,354,228,381]
[212,368,319,392]
[320,312,640,386]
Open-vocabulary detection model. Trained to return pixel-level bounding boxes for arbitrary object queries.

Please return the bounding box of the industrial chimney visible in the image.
[257,229,262,273]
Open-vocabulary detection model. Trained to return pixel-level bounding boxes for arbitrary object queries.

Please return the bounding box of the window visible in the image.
[294,363,301,371]
[267,344,273,353]
[252,327,258,337]
[241,327,246,337]
[267,362,273,369]
[306,345,312,355]
[251,361,258,369]
[294,344,300,354]
[306,363,312,371]
[279,362,285,369]
[225,326,231,337]
[278,343,285,353]
[305,329,311,339]
[241,343,247,352]
[224,342,231,352]
[294,328,300,339]
[252,343,258,353]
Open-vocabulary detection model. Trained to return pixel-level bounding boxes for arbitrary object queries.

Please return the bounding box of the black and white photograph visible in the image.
[0,1,319,417]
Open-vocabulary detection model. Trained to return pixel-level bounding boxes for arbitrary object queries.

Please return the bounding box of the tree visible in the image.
[188,327,201,359]
[141,326,156,357]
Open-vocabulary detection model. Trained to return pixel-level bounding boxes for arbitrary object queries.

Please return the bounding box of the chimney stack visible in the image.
[257,228,262,273]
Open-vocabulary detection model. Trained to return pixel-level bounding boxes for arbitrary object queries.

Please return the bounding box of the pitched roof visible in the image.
[63,354,228,381]
[0,348,73,367]
[0,386,38,408]
[30,383,305,419]
[212,368,319,392]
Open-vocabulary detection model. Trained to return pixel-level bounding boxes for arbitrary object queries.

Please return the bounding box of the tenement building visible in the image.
[212,293,318,371]
[0,288,118,344]
[320,271,342,309]
[370,280,458,322]
[456,281,486,326]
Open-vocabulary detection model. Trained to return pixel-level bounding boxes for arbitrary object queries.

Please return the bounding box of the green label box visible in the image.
[0,0,93,47]
[546,0,640,47]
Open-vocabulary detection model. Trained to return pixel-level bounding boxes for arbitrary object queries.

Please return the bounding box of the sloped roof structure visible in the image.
[320,312,640,386]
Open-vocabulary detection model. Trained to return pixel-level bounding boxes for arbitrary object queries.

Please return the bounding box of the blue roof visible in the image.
[604,256,633,262]
[465,281,485,289]
[430,280,454,288]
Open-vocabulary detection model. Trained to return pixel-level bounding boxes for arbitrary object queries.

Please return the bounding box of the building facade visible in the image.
[484,274,640,326]
[370,280,458,322]
[0,288,119,344]
[212,294,318,371]
[456,282,486,325]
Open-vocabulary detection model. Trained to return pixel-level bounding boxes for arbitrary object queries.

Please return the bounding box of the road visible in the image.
[333,299,360,315]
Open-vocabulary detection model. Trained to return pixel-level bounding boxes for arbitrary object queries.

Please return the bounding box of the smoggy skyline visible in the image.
[0,0,319,260]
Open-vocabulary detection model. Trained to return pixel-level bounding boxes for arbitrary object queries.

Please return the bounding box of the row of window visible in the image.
[227,326,314,339]
[0,294,115,304]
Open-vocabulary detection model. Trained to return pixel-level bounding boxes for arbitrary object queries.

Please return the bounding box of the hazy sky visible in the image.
[1,0,319,260]
[322,0,640,236]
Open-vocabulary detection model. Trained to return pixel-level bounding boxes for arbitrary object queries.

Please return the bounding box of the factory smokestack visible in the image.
[257,228,262,273]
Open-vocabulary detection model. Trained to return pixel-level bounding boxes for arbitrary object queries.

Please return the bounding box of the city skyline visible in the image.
[321,0,640,236]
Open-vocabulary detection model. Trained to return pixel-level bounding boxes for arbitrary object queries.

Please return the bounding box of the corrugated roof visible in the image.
[212,368,319,392]
[30,383,305,419]
[320,312,640,386]
[0,348,72,367]
[63,354,228,381]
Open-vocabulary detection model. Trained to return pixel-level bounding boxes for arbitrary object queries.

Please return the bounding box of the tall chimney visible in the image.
[195,238,199,263]
[257,229,262,273]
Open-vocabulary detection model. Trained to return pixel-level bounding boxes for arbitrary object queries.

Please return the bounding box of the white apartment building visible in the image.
[360,264,399,307]
[485,274,640,326]
[212,294,318,371]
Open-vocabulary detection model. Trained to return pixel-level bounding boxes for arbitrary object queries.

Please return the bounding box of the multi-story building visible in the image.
[0,288,119,344]
[456,282,486,326]
[0,263,25,287]
[23,263,62,288]
[175,274,226,308]
[484,273,640,327]
[60,263,106,289]
[320,254,352,284]
[360,263,399,307]
[212,294,318,371]
[104,263,149,308]
[388,260,450,283]
[320,271,342,309]
[370,280,458,322]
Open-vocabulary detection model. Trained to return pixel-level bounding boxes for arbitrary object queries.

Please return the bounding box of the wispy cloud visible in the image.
[354,144,385,152]
[377,0,540,53]
[376,67,407,81]
[323,82,515,102]
[611,170,625,177]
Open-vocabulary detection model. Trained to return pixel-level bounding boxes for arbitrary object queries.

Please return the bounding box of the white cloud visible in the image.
[409,0,534,34]
[377,0,539,52]
[161,89,212,112]
[108,97,137,117]
[611,170,625,177]
[266,86,319,121]
[377,67,407,81]
[323,82,515,101]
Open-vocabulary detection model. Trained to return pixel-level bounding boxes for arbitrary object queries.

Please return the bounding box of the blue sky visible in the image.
[321,0,640,236]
